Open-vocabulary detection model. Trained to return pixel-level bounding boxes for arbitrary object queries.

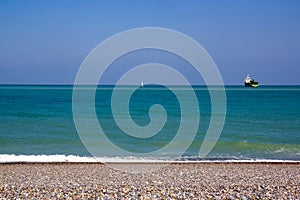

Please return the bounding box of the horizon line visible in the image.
[1,84,300,86]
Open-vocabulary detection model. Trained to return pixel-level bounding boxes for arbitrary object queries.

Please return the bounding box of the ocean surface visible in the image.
[0,85,299,162]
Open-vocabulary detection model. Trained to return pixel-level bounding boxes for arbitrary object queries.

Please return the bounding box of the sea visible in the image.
[0,85,299,163]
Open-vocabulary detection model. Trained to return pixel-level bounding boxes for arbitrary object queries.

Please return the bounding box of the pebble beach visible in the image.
[0,163,299,199]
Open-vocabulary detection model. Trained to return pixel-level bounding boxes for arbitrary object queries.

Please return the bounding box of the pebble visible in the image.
[0,163,299,199]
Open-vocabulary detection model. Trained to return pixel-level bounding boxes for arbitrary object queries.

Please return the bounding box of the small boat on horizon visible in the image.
[244,74,259,87]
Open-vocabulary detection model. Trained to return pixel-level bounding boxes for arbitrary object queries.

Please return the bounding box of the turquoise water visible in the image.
[0,85,299,161]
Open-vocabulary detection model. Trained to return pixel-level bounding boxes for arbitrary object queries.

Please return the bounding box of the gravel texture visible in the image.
[0,163,299,199]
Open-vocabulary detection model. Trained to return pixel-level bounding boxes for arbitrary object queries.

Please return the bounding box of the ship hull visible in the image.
[245,83,259,87]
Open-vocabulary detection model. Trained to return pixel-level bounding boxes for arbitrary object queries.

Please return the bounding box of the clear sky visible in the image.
[1,0,299,85]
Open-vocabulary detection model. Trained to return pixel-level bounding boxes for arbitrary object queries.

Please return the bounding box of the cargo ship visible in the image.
[244,74,259,87]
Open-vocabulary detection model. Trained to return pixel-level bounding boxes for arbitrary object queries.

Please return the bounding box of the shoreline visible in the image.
[1,163,299,199]
[1,161,300,165]
[1,154,299,164]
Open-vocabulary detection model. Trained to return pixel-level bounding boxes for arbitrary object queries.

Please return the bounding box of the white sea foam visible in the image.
[0,154,299,164]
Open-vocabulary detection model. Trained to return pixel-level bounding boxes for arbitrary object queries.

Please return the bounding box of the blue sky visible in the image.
[0,0,299,85]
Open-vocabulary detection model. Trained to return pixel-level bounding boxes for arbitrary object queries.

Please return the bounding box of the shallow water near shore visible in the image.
[0,85,299,162]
